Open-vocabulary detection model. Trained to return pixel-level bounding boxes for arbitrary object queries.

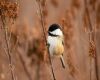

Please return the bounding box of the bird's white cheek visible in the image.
[50,29,63,36]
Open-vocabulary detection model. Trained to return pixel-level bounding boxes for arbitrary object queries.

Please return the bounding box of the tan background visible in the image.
[0,0,100,80]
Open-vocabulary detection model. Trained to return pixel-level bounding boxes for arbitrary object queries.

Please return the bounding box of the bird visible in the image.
[47,24,65,69]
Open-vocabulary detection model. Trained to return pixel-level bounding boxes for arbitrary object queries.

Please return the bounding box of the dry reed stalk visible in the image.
[1,16,16,80]
[84,0,98,80]
[17,51,33,80]
[96,3,100,30]
[35,0,56,80]
[1,14,16,80]
[36,0,48,26]
[9,24,33,80]
[0,0,19,80]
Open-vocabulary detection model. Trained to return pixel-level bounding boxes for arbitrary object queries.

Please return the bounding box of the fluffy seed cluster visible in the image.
[0,1,19,19]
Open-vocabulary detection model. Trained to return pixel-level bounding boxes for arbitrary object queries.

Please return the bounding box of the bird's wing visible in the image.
[62,40,64,45]
[62,36,64,45]
[47,37,50,47]
[47,42,50,48]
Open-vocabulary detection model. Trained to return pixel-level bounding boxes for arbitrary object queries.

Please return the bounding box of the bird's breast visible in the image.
[53,40,64,56]
[47,36,64,56]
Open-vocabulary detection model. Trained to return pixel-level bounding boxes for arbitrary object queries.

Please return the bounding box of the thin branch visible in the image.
[35,0,56,80]
[17,51,32,80]
[8,32,32,80]
[8,25,13,45]
[1,15,16,80]
[84,0,93,33]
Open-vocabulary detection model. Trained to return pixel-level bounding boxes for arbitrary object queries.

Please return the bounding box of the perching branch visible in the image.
[35,0,56,80]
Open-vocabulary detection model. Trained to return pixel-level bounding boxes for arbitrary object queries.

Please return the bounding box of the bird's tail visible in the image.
[60,55,65,69]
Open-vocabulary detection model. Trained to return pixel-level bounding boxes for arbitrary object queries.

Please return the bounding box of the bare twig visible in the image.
[17,51,32,80]
[84,0,98,80]
[10,34,32,80]
[0,0,19,79]
[35,0,56,80]
[1,15,16,80]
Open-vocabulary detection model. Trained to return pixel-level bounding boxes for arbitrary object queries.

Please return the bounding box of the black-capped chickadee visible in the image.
[47,24,65,69]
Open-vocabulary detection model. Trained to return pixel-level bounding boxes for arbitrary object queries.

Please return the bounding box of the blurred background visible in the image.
[0,0,100,80]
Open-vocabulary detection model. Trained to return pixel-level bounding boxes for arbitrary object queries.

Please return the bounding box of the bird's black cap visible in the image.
[48,24,61,32]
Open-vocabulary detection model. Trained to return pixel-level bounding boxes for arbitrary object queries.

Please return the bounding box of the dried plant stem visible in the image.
[84,0,98,80]
[9,34,32,80]
[1,16,16,80]
[8,23,13,45]
[17,52,32,80]
[36,1,56,80]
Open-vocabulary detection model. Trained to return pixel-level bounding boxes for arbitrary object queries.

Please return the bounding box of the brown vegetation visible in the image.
[0,0,100,80]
